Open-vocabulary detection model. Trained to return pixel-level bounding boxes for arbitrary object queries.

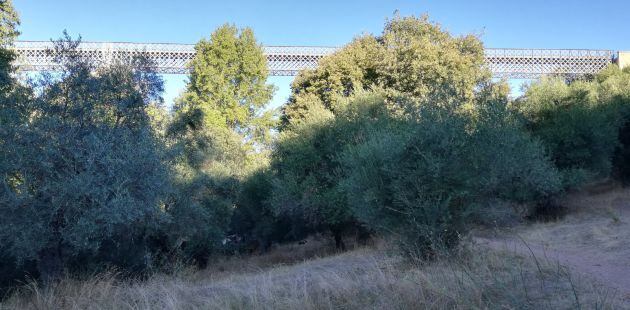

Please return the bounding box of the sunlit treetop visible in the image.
[0,0,19,46]
[283,14,493,127]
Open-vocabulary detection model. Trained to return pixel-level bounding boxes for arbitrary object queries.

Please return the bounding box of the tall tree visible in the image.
[282,14,491,127]
[271,14,507,248]
[171,24,275,145]
[0,0,19,85]
[0,36,171,281]
[165,25,275,264]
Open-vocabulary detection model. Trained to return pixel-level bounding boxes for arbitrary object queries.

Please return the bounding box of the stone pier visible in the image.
[618,51,630,69]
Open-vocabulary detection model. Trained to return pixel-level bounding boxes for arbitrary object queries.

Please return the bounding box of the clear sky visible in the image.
[12,0,630,109]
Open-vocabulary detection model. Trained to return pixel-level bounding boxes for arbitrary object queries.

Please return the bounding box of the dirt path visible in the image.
[476,237,630,296]
[476,186,630,299]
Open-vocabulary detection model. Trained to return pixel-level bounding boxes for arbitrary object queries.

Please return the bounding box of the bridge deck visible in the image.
[11,41,615,79]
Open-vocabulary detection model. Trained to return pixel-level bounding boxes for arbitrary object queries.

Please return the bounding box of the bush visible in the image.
[270,93,393,248]
[605,67,630,183]
[229,169,294,253]
[162,112,258,265]
[0,37,172,281]
[516,66,630,186]
[340,99,561,258]
[270,98,349,246]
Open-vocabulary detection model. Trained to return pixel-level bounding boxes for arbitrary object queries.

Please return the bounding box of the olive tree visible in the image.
[515,66,630,186]
[0,35,171,281]
[339,97,561,258]
[271,14,502,248]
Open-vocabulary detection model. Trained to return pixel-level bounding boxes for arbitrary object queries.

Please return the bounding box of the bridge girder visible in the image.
[11,41,615,79]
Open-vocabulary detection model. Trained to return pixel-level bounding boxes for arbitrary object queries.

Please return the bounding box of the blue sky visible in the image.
[13,0,630,108]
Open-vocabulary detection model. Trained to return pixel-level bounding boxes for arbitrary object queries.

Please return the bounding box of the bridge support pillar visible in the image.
[618,51,630,69]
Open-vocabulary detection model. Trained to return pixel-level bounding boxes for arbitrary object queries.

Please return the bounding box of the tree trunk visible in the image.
[331,227,346,251]
[356,226,372,246]
[37,245,63,283]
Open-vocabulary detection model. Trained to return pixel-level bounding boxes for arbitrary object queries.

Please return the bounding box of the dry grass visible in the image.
[3,187,630,309]
[200,235,344,280]
[472,185,630,301]
[515,185,630,252]
[0,242,624,310]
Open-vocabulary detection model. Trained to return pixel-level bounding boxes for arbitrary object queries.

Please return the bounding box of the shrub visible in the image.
[604,67,630,183]
[229,169,294,253]
[0,36,172,281]
[516,66,630,186]
[159,126,244,267]
[340,99,561,258]
[270,93,393,248]
[270,98,348,246]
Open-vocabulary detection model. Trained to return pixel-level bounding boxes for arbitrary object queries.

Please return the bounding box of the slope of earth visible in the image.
[478,185,630,304]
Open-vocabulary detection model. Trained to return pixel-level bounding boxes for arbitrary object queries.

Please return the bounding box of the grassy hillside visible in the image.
[1,234,624,309]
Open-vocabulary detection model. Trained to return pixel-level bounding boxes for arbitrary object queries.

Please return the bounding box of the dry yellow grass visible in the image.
[479,185,630,296]
[3,187,630,309]
[517,184,630,252]
[0,243,624,310]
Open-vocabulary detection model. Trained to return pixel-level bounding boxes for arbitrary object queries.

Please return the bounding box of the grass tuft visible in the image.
[1,243,623,310]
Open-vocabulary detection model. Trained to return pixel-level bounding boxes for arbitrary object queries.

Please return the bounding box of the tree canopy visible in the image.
[515,66,630,186]
[171,24,275,145]
[269,15,514,251]
[0,36,171,281]
[0,0,19,86]
[282,15,491,127]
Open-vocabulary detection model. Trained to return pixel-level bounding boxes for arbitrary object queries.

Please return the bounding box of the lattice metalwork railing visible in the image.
[11,41,615,78]
[11,41,339,76]
[263,45,338,76]
[14,41,196,74]
[485,49,614,79]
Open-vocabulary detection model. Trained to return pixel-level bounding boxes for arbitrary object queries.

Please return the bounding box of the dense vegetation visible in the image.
[2,0,630,294]
[515,67,630,186]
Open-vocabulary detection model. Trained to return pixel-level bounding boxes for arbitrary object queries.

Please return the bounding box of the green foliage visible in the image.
[3,8,620,286]
[270,100,341,237]
[160,124,246,265]
[272,14,511,250]
[0,36,171,280]
[168,23,277,190]
[165,24,276,261]
[272,88,561,256]
[0,0,19,46]
[270,93,393,242]
[230,169,293,252]
[161,162,236,266]
[340,98,561,257]
[516,66,630,186]
[0,0,19,86]
[171,23,276,144]
[283,14,491,127]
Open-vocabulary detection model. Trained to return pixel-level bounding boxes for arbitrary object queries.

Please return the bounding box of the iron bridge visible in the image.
[11,41,616,79]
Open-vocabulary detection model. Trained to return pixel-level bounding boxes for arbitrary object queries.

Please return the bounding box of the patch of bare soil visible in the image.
[478,185,630,300]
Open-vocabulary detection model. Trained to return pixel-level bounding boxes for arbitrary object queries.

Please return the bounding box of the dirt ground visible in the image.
[477,185,630,300]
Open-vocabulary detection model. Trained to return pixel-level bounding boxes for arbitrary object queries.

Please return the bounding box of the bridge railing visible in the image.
[485,48,615,79]
[10,41,615,78]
